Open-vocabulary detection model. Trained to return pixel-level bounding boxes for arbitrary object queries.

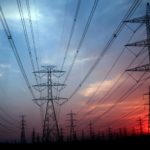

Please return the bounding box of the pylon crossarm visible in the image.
[33,97,68,101]
[126,64,150,72]
[52,70,65,73]
[125,39,150,47]
[33,70,65,74]
[33,83,66,87]
[124,16,148,23]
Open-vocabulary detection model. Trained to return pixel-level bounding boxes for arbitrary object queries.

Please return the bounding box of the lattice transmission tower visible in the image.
[66,110,77,141]
[125,3,150,133]
[33,66,68,142]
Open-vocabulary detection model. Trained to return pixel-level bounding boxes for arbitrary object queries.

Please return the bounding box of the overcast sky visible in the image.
[0,0,149,141]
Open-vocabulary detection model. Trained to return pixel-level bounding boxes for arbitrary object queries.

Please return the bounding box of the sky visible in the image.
[0,0,150,141]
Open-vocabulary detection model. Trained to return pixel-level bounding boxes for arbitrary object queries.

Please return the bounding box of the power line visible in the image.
[91,47,147,109]
[58,0,69,52]
[0,122,18,133]
[17,0,39,84]
[78,46,147,118]
[25,0,45,129]
[0,5,35,98]
[64,0,99,83]
[88,24,143,104]
[25,0,40,72]
[107,109,144,131]
[77,23,143,114]
[57,0,81,125]
[99,101,145,129]
[87,71,146,118]
[69,0,142,100]
[103,55,146,104]
[80,95,144,128]
[79,68,148,129]
[89,72,148,125]
[0,106,18,122]
[76,0,145,124]
[60,0,81,71]
[94,1,149,108]
[76,12,147,122]
[0,114,19,129]
[79,74,146,128]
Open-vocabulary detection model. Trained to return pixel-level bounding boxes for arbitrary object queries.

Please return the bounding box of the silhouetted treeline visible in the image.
[0,133,150,149]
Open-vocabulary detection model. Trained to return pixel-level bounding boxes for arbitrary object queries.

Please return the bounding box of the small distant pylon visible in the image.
[36,133,40,143]
[132,127,136,136]
[108,127,112,140]
[59,127,64,142]
[119,128,123,138]
[81,129,85,140]
[123,127,127,137]
[89,121,94,139]
[137,117,143,135]
[144,86,150,134]
[32,128,36,144]
[20,115,26,144]
[66,110,77,141]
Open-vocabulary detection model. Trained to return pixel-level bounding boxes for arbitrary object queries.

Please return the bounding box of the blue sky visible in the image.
[0,0,149,141]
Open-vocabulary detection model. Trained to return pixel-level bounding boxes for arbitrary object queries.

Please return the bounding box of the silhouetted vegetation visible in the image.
[0,133,150,149]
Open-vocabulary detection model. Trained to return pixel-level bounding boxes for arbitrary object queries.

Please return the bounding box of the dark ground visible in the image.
[0,135,150,149]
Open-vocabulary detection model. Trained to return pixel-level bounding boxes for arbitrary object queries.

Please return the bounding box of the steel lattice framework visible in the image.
[33,66,68,142]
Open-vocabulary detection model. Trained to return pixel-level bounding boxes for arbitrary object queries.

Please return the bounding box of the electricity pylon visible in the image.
[125,3,150,133]
[66,110,77,141]
[125,3,150,65]
[59,127,64,142]
[137,117,143,135]
[144,86,150,133]
[20,115,26,144]
[108,127,112,140]
[33,66,68,142]
[89,121,94,139]
[81,129,85,140]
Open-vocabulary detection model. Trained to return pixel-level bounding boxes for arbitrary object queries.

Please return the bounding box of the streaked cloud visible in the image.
[0,64,11,69]
[76,56,97,65]
[80,74,123,97]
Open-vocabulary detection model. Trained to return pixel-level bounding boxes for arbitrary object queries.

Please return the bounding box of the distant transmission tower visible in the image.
[125,3,150,133]
[132,127,136,136]
[33,66,67,142]
[20,115,26,144]
[66,110,77,141]
[137,117,143,135]
[81,129,85,140]
[59,127,64,142]
[31,128,36,144]
[144,86,150,133]
[89,121,94,139]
